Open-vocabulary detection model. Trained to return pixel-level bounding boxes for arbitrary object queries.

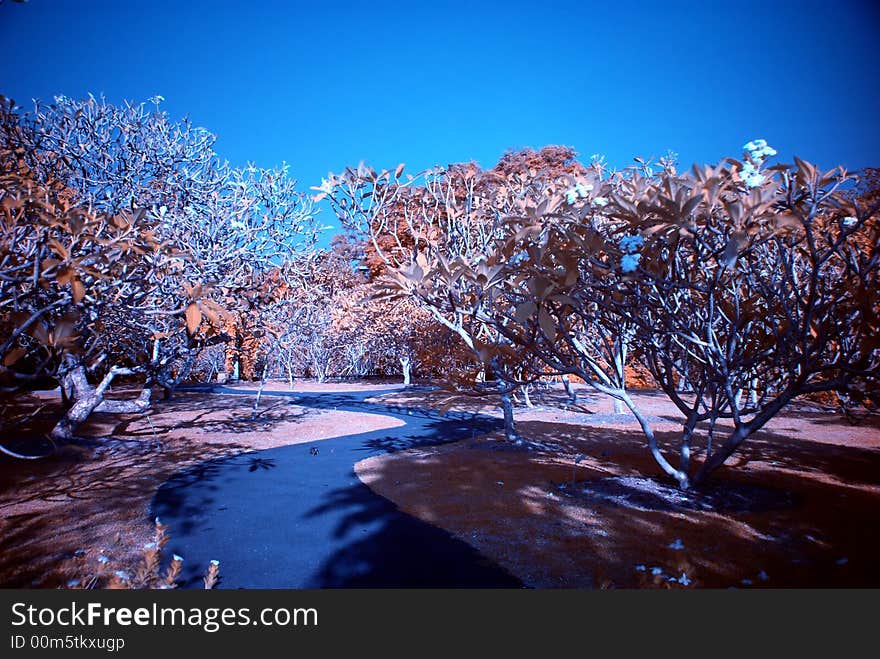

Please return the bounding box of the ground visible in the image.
[0,380,878,588]
[0,381,402,587]
[358,387,880,588]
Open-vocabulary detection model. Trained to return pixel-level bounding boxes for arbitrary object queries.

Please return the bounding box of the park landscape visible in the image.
[1,3,879,591]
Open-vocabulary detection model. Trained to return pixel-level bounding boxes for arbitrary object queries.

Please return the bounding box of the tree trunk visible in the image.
[251,364,270,420]
[499,390,519,442]
[522,384,534,408]
[616,389,690,489]
[95,387,152,413]
[59,381,71,406]
[50,355,149,441]
[562,375,577,405]
[692,427,748,486]
[692,392,792,486]
[401,356,412,387]
[613,397,626,414]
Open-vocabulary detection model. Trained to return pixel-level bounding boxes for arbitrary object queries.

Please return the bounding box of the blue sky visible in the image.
[2,0,879,239]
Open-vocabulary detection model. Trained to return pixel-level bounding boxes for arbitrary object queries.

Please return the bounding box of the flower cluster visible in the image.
[740,161,764,188]
[743,138,777,161]
[740,139,777,188]
[619,234,644,273]
[565,181,593,205]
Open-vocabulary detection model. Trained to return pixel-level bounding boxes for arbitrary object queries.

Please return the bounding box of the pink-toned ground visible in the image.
[357,387,880,588]
[225,380,406,393]
[3,382,879,589]
[0,387,401,587]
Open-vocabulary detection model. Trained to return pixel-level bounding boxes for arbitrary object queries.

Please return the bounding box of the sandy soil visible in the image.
[358,386,880,588]
[223,380,406,393]
[0,389,402,587]
[3,381,878,589]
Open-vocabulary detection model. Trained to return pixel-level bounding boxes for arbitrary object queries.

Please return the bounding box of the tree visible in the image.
[323,153,580,440]
[1,94,318,442]
[0,121,173,443]
[336,142,879,487]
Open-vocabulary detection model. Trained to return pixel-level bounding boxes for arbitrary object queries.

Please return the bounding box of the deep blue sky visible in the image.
[2,0,879,237]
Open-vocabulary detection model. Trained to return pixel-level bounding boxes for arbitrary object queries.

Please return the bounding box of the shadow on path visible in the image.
[152,386,522,588]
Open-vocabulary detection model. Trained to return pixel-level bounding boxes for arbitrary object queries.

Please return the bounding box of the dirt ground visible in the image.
[357,386,880,588]
[0,383,402,588]
[2,380,878,588]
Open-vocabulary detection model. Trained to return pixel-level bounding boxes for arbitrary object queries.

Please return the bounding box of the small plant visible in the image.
[64,518,220,589]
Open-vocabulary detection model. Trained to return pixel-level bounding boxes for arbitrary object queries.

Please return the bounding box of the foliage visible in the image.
[0,94,318,441]
[64,518,219,589]
[325,144,880,487]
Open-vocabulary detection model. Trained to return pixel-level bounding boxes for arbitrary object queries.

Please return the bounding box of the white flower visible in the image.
[678,572,691,586]
[743,172,765,188]
[97,556,110,564]
[621,253,641,273]
[143,542,158,551]
[743,138,777,162]
[593,196,609,207]
[575,182,593,197]
[172,554,184,562]
[619,235,644,253]
[650,567,664,576]
[317,177,334,194]
[740,162,765,187]
[668,538,684,550]
[113,571,129,580]
[842,216,858,227]
[210,559,220,566]
[565,188,579,205]
[634,564,647,572]
[149,94,165,105]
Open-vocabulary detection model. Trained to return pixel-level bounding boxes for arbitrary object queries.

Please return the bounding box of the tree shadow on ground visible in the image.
[353,417,880,588]
[151,395,521,589]
[300,475,522,588]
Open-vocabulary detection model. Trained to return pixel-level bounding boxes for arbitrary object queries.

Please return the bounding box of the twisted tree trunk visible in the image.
[50,354,152,441]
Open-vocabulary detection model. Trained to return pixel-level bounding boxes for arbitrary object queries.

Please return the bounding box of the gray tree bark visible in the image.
[50,355,152,441]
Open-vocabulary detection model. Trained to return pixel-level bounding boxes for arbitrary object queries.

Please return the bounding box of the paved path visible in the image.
[152,386,522,588]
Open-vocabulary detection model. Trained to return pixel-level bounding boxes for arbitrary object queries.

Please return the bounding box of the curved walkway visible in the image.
[151,386,522,588]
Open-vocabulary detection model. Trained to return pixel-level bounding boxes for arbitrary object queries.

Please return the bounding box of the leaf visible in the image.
[71,279,85,304]
[185,303,202,335]
[2,347,27,367]
[720,231,746,268]
[538,308,556,342]
[773,212,800,232]
[682,194,702,218]
[515,301,537,323]
[47,238,69,260]
[56,267,74,286]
